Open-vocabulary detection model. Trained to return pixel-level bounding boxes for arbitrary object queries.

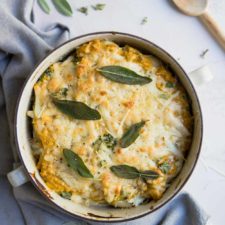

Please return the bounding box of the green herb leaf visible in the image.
[63,149,93,178]
[52,0,73,16]
[159,162,170,174]
[110,165,140,179]
[78,7,88,15]
[141,17,148,25]
[52,98,101,120]
[92,3,106,11]
[165,81,175,88]
[38,0,50,14]
[97,66,152,85]
[110,165,159,180]
[59,191,72,200]
[138,170,159,179]
[120,121,146,148]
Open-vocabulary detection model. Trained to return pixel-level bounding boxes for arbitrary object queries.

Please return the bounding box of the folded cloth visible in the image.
[0,0,209,225]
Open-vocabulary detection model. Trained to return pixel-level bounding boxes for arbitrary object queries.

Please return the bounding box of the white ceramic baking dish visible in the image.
[13,32,203,223]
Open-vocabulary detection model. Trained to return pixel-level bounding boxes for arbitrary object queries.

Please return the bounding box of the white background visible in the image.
[33,1,225,224]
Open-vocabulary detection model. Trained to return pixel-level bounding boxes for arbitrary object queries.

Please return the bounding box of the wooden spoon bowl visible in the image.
[172,0,225,50]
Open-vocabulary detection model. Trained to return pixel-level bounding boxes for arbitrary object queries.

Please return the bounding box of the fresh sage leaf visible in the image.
[97,66,152,85]
[110,165,159,180]
[78,7,88,15]
[38,0,50,14]
[120,121,146,148]
[110,165,139,179]
[138,170,159,179]
[92,4,106,11]
[52,98,101,120]
[52,0,73,16]
[141,17,148,25]
[63,149,93,178]
[59,191,72,200]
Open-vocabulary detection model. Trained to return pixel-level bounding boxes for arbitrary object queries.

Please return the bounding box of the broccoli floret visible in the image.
[102,133,117,150]
[92,133,117,151]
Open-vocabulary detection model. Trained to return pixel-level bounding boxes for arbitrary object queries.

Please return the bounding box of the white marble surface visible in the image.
[33,1,225,224]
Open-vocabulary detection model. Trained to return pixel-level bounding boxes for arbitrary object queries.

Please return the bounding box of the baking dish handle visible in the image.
[188,65,213,87]
[7,164,29,187]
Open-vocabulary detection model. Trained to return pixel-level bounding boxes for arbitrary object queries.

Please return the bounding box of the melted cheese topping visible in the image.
[30,39,193,207]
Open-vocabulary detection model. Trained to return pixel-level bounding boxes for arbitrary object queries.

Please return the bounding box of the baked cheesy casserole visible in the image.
[28,39,193,207]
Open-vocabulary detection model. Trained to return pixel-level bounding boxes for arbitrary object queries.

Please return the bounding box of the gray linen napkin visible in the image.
[0,0,209,224]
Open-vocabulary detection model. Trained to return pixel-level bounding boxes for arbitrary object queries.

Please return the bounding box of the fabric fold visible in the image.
[0,0,69,172]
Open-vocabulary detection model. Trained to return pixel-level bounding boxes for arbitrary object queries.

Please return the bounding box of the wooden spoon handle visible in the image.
[200,12,225,50]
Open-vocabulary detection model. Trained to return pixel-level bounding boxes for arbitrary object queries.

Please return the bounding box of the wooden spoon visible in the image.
[172,0,225,50]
